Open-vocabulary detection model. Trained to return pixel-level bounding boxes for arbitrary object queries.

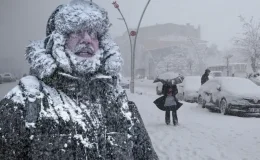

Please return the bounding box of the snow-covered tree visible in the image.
[155,47,189,75]
[234,16,260,72]
[187,37,208,74]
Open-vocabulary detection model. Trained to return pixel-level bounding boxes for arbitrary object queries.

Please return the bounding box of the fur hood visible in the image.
[26,0,123,81]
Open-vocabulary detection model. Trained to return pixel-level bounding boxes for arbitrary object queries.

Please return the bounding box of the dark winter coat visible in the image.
[153,84,183,111]
[0,1,158,159]
[201,73,209,85]
[0,76,158,160]
[162,84,178,96]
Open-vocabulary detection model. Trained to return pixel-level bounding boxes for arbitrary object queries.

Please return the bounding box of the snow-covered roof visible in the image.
[132,23,201,39]
[216,77,260,96]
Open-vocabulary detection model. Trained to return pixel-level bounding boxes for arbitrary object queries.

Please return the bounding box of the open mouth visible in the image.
[75,52,94,57]
[75,48,95,58]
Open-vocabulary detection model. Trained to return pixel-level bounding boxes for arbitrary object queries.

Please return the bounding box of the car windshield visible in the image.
[220,78,258,93]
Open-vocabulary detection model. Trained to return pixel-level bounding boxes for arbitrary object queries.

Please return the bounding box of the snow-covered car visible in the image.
[1,73,15,82]
[209,71,222,77]
[155,72,179,95]
[248,73,260,86]
[198,77,260,116]
[178,76,201,102]
[120,77,130,89]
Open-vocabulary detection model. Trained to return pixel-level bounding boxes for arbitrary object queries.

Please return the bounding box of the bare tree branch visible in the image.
[234,16,260,72]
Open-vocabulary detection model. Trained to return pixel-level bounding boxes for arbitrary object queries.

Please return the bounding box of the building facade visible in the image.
[115,23,207,79]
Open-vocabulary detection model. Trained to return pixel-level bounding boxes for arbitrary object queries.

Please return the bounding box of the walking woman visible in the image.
[153,75,184,126]
[163,84,179,125]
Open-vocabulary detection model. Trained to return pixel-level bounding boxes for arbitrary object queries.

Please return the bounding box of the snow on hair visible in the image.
[55,0,110,37]
[26,1,123,79]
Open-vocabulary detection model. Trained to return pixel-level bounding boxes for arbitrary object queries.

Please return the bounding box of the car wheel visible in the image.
[198,95,206,108]
[220,98,229,115]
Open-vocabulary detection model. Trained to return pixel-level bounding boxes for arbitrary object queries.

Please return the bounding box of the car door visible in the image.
[177,80,185,100]
[203,80,219,104]
[200,81,213,103]
[211,80,222,105]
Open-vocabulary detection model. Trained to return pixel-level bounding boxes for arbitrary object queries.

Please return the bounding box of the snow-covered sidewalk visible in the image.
[128,91,260,160]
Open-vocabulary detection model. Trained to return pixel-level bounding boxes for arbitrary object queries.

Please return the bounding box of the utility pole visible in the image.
[112,0,151,93]
[224,54,233,76]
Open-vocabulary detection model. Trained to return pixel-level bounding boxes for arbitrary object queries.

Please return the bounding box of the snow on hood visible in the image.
[219,77,260,99]
[26,0,123,81]
[26,41,57,79]
[55,0,109,37]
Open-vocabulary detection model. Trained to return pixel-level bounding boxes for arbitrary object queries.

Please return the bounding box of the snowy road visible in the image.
[1,80,260,160]
[128,80,260,160]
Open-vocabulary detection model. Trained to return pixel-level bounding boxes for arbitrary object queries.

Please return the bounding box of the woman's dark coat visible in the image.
[153,84,183,111]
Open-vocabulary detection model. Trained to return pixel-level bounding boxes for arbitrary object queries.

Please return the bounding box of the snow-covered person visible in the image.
[0,1,158,159]
[201,69,211,85]
[163,85,179,125]
[153,75,183,125]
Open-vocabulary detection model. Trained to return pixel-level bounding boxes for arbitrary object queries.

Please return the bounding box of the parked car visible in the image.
[155,72,180,95]
[178,76,201,102]
[248,73,260,86]
[1,73,16,82]
[209,71,222,77]
[198,77,260,116]
[120,77,130,89]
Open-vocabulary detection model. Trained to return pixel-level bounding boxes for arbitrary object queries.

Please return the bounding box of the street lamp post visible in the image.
[112,1,151,93]
[224,54,233,76]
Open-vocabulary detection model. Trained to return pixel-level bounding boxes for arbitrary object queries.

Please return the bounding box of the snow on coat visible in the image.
[0,1,158,159]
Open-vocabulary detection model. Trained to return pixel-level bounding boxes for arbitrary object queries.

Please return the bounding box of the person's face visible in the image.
[65,29,99,58]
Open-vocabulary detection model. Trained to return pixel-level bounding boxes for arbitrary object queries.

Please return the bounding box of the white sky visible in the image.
[1,0,260,71]
[106,0,260,49]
